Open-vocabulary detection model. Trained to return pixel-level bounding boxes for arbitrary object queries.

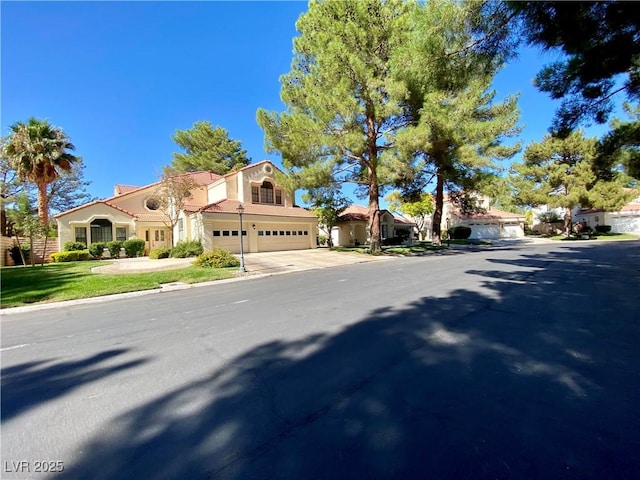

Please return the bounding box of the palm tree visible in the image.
[2,117,79,227]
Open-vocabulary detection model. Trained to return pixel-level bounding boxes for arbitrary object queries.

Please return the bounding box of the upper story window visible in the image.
[252,181,283,205]
[260,182,274,203]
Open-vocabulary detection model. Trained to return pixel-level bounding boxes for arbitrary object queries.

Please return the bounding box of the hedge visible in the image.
[149,247,172,259]
[123,239,145,258]
[63,241,87,251]
[450,226,472,240]
[194,248,240,268]
[171,240,204,258]
[89,242,106,259]
[106,240,123,259]
[51,250,91,262]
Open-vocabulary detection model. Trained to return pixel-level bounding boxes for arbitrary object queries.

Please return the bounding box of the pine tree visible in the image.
[512,131,632,235]
[391,0,520,245]
[258,0,411,253]
[171,121,250,175]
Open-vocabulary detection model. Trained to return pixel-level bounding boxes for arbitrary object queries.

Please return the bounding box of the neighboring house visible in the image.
[574,193,640,234]
[443,194,526,240]
[55,161,318,254]
[331,205,416,246]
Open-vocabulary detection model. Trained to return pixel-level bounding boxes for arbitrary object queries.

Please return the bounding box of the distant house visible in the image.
[445,196,526,240]
[331,205,416,247]
[409,194,526,241]
[55,161,318,254]
[574,192,640,234]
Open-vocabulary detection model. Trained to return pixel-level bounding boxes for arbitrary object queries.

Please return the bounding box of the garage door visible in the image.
[211,223,246,254]
[257,225,311,252]
[469,224,500,239]
[503,225,524,238]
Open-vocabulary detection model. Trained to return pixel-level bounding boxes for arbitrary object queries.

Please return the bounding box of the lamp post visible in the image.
[236,203,246,272]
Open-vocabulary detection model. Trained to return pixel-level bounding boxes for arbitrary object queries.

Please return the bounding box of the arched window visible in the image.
[260,181,274,204]
[90,218,113,243]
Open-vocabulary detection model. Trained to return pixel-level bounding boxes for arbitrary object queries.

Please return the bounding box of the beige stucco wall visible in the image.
[56,204,136,250]
[239,163,293,207]
[110,188,154,213]
[201,212,317,253]
[207,179,228,204]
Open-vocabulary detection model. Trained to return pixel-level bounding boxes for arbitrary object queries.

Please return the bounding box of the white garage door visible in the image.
[257,225,311,252]
[469,224,500,239]
[502,225,524,238]
[211,223,246,254]
[609,216,640,234]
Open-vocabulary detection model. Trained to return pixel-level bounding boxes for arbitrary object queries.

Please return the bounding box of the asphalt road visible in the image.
[1,241,639,479]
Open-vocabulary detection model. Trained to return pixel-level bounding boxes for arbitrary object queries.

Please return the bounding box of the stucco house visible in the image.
[331,205,416,247]
[402,194,526,241]
[55,161,318,254]
[444,195,526,240]
[573,192,640,234]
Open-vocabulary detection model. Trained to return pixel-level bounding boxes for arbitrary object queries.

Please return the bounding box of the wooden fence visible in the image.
[1,236,59,266]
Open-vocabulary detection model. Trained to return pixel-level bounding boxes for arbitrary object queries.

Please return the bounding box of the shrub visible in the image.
[318,235,328,246]
[382,236,404,246]
[450,226,472,240]
[106,240,123,258]
[171,239,204,258]
[538,211,563,223]
[194,248,240,268]
[89,242,106,259]
[149,247,172,259]
[51,250,91,262]
[63,241,87,251]
[123,239,146,258]
[8,244,30,265]
[595,225,612,233]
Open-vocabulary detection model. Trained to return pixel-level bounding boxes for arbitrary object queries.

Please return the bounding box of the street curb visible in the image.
[0,273,271,317]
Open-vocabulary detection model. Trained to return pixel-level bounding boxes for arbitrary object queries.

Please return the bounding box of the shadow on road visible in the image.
[1,348,149,422]
[60,244,639,479]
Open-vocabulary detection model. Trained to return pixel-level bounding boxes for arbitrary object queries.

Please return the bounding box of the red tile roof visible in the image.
[114,184,141,195]
[54,200,137,219]
[451,206,525,220]
[187,199,317,218]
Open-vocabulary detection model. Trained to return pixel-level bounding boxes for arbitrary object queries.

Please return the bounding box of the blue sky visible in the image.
[1,1,616,207]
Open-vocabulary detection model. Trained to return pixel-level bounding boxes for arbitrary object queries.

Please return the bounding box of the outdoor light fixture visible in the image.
[236,204,246,272]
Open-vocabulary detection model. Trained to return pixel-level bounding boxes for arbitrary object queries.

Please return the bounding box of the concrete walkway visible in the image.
[91,248,391,275]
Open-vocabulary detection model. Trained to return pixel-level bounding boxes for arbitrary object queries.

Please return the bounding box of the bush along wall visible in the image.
[51,250,91,262]
[123,239,145,258]
[450,226,472,240]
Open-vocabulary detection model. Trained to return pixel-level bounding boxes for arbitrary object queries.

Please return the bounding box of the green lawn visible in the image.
[0,261,237,308]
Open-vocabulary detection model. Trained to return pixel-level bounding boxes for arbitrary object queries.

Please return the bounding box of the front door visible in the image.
[145,228,169,251]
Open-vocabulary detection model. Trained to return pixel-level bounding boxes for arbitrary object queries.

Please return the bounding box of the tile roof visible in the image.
[188,199,317,218]
[114,184,141,195]
[54,200,137,219]
[451,206,525,220]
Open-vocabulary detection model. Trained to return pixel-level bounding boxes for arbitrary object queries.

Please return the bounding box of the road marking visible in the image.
[232,299,248,304]
[0,343,30,352]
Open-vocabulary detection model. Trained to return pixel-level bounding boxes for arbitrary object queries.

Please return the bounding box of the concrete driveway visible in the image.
[92,248,391,275]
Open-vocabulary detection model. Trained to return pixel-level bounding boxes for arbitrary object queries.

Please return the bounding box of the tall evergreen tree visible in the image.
[390,0,520,244]
[512,131,632,235]
[509,1,640,136]
[171,121,250,175]
[258,0,411,253]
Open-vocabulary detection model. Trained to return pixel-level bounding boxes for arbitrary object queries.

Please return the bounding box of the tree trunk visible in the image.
[367,167,381,254]
[366,112,381,254]
[37,182,49,227]
[1,203,6,237]
[432,170,445,246]
[564,207,573,237]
